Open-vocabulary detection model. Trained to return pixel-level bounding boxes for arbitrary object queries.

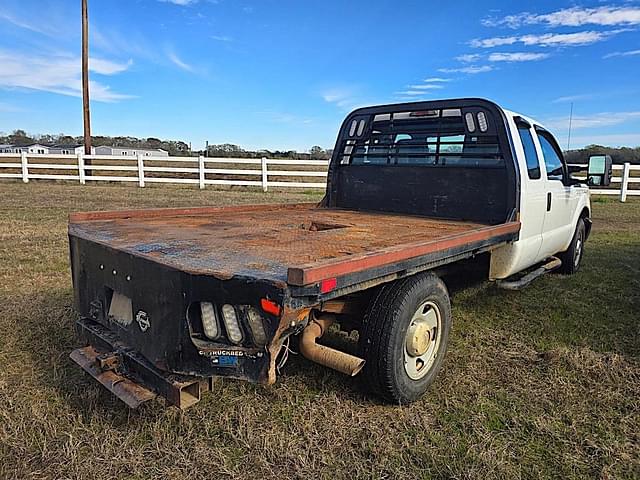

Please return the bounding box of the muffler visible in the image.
[299,313,365,376]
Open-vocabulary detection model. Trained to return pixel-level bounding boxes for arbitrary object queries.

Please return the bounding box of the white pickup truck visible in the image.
[69,98,601,409]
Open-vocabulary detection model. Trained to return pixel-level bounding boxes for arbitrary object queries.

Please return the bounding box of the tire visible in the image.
[358,272,451,404]
[557,218,586,275]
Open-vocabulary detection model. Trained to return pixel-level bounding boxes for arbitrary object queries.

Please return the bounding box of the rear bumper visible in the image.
[71,318,212,408]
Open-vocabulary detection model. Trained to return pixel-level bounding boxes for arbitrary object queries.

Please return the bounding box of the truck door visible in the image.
[535,128,577,258]
[514,119,546,266]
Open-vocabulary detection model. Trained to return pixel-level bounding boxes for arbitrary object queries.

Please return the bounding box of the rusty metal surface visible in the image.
[71,340,210,409]
[70,346,157,408]
[287,221,521,285]
[69,204,504,284]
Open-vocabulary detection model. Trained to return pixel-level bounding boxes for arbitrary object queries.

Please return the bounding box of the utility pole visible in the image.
[567,102,573,151]
[81,0,92,156]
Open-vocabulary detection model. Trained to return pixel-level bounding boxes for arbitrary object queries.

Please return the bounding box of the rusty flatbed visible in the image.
[67,99,537,408]
[69,203,520,288]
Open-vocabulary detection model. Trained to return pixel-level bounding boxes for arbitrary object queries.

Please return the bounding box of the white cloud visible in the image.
[471,36,517,48]
[407,84,444,90]
[167,51,194,72]
[321,88,356,109]
[484,6,640,29]
[456,53,482,63]
[488,52,549,62]
[0,10,49,34]
[471,31,617,48]
[211,35,233,42]
[438,65,493,74]
[544,111,640,130]
[0,49,134,102]
[396,90,434,96]
[91,24,154,60]
[604,49,640,58]
[552,93,596,104]
[90,58,133,75]
[423,77,451,82]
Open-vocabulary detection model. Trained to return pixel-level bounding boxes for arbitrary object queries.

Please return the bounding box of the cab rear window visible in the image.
[339,108,504,168]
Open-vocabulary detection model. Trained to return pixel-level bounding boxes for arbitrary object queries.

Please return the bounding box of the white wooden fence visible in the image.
[0,152,329,191]
[0,153,638,201]
[569,162,639,202]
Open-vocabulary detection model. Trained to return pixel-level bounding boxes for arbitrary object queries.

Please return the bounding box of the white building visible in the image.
[1,143,52,154]
[0,144,169,156]
[94,146,169,157]
[49,145,87,155]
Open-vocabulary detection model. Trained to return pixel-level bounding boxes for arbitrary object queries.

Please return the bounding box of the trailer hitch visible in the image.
[70,319,212,409]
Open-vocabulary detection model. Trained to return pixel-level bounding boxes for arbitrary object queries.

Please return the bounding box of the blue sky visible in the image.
[0,1,639,151]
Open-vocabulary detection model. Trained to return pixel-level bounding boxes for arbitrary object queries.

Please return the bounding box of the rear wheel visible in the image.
[557,218,585,275]
[358,272,451,404]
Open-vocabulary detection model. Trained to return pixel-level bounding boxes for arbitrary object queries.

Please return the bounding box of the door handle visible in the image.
[547,192,552,211]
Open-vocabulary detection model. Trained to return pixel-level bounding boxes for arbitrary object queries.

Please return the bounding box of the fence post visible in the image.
[198,155,205,189]
[619,162,630,203]
[261,157,268,192]
[137,154,145,188]
[77,152,86,184]
[20,151,29,183]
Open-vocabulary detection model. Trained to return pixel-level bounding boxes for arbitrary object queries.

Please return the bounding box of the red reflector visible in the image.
[320,277,337,294]
[260,298,281,316]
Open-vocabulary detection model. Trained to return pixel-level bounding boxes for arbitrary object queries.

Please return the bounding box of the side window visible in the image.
[517,125,541,179]
[537,132,565,181]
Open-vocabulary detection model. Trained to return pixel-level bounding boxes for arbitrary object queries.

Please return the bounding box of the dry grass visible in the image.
[0,182,638,480]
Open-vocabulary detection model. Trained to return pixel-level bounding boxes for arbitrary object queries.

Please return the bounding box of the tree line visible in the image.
[564,145,640,165]
[0,130,332,159]
[3,129,637,163]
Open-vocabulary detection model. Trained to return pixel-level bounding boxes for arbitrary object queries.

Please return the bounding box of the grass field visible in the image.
[0,183,638,480]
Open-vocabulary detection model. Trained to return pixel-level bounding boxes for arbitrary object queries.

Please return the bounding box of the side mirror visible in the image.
[587,155,613,186]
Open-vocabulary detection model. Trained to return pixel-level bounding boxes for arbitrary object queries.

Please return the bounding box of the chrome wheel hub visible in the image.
[404,301,441,380]
[574,236,583,268]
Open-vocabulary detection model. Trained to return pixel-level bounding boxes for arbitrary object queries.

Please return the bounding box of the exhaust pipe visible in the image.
[299,314,365,376]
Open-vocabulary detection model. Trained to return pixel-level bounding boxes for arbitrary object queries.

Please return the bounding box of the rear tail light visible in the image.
[246,307,267,346]
[260,298,281,316]
[200,302,219,340]
[221,304,243,344]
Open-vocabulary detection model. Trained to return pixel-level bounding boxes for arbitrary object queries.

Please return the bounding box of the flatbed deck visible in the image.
[69,203,520,287]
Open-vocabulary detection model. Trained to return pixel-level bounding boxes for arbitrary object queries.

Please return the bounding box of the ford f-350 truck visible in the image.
[69,98,595,409]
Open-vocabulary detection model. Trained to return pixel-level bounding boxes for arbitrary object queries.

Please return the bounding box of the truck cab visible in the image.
[490,110,591,279]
